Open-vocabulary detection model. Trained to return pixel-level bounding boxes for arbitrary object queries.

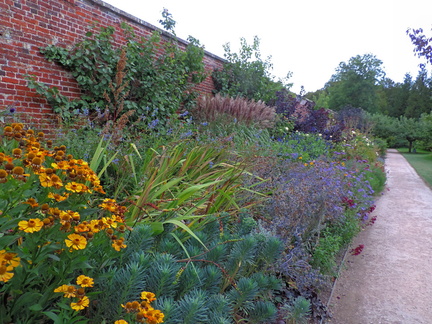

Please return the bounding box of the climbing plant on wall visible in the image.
[28,20,207,125]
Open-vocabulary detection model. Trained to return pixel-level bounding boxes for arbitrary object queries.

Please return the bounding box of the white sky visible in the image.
[103,0,432,94]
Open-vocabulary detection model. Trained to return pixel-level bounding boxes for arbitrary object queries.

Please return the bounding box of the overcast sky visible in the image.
[103,0,432,93]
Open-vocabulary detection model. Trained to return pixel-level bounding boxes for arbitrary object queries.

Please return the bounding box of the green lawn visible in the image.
[398,148,432,188]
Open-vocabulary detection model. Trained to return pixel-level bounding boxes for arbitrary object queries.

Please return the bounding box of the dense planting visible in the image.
[0,17,387,323]
[0,100,384,323]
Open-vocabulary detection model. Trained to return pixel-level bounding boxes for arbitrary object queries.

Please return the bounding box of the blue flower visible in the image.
[148,119,159,129]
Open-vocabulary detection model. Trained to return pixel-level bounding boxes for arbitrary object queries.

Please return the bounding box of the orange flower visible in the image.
[99,198,118,212]
[18,218,44,233]
[70,296,90,311]
[74,223,90,233]
[54,284,77,298]
[39,173,63,188]
[114,320,129,324]
[23,198,39,208]
[112,238,127,251]
[0,250,20,268]
[102,216,118,228]
[122,301,141,313]
[76,275,94,288]
[0,265,14,282]
[88,219,106,233]
[65,182,91,193]
[65,234,87,251]
[48,192,69,202]
[140,291,156,303]
[146,309,165,324]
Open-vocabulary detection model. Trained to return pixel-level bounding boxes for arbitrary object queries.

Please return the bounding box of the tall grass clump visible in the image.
[192,94,276,129]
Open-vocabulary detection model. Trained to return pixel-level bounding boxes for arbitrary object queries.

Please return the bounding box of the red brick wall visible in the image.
[0,0,224,132]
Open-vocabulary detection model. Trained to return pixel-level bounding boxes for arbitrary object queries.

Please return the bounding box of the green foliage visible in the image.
[127,141,250,228]
[311,227,343,275]
[405,68,432,118]
[212,36,291,104]
[92,215,283,323]
[30,21,206,124]
[282,296,311,324]
[364,164,387,194]
[326,54,386,113]
[311,211,362,276]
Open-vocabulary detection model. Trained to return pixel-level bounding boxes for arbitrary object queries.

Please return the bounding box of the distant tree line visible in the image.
[305,54,432,119]
[211,31,432,152]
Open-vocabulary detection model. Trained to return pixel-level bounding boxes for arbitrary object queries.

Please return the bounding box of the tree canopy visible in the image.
[212,36,293,104]
[325,54,386,113]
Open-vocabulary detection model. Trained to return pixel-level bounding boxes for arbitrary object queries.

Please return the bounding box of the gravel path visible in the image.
[327,149,432,323]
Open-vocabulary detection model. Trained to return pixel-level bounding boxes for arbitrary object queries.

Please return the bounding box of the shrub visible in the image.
[29,22,206,125]
[92,215,283,323]
[211,36,290,104]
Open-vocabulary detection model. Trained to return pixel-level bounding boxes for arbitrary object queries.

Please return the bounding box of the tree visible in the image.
[369,113,400,147]
[305,88,330,109]
[212,36,292,104]
[419,112,432,150]
[398,116,429,152]
[325,54,386,113]
[379,74,412,118]
[405,67,432,118]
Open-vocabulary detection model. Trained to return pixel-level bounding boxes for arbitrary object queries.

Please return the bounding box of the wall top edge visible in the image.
[88,0,226,63]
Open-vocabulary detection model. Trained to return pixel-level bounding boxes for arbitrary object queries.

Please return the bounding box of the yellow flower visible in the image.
[74,223,90,233]
[0,250,20,267]
[54,284,77,298]
[51,161,69,170]
[0,265,14,282]
[76,275,94,288]
[18,218,44,233]
[102,216,118,228]
[48,192,69,202]
[88,219,106,233]
[112,238,127,252]
[70,296,89,311]
[146,309,165,324]
[99,198,118,212]
[65,182,91,193]
[114,320,129,324]
[39,173,63,188]
[140,291,156,303]
[65,234,87,251]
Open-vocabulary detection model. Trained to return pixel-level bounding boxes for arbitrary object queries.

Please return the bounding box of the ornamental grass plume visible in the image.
[193,94,276,128]
[0,123,130,322]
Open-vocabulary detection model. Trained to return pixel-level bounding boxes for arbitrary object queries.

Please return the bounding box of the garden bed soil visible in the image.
[325,149,432,323]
